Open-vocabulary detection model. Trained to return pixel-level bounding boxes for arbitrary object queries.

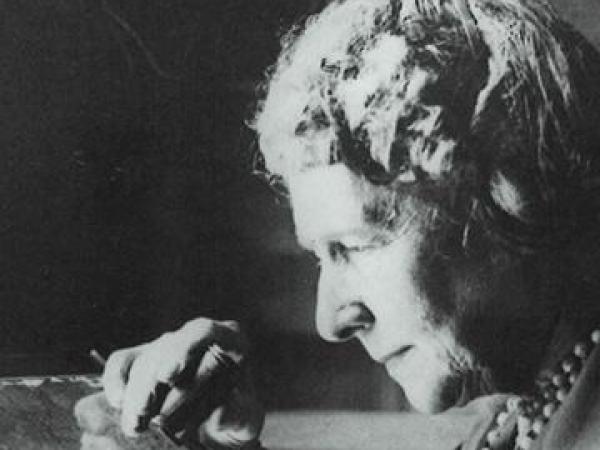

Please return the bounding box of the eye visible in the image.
[328,241,349,262]
[326,241,377,263]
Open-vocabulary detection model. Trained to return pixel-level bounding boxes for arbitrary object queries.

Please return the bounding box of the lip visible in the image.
[377,345,413,364]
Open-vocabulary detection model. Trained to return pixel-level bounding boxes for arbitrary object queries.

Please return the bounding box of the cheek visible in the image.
[356,240,421,313]
[392,229,462,330]
[353,237,445,342]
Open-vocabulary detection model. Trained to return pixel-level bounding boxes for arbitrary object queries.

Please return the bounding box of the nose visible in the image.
[315,267,375,342]
[331,301,375,341]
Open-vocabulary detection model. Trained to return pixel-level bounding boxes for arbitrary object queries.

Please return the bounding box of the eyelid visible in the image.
[345,243,376,252]
[343,235,392,252]
[328,241,348,262]
[328,238,389,262]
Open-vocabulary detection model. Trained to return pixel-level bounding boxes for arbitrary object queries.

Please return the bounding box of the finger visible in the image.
[80,433,122,450]
[151,320,245,389]
[74,392,119,435]
[118,320,249,438]
[153,345,241,446]
[159,344,233,417]
[156,380,227,438]
[119,353,163,435]
[177,319,248,366]
[119,336,185,436]
[198,376,264,449]
[102,345,148,409]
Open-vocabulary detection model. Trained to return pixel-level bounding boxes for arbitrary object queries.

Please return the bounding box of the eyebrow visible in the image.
[300,226,395,255]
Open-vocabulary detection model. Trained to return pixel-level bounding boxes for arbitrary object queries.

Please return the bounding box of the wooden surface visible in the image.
[0,375,179,450]
[0,375,484,450]
[0,375,98,450]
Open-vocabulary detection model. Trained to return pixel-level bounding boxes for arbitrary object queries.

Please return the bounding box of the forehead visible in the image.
[288,164,396,248]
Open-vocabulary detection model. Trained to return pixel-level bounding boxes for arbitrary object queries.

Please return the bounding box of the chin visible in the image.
[397,372,465,414]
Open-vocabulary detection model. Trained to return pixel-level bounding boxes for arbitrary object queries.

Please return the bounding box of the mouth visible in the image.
[377,345,413,365]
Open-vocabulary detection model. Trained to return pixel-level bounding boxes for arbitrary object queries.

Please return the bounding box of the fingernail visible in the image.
[151,414,166,427]
[122,414,147,437]
[105,389,124,409]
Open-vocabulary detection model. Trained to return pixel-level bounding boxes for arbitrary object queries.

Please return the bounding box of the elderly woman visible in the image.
[77,0,600,449]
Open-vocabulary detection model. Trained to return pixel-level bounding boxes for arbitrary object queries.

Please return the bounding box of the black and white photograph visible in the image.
[2,1,600,449]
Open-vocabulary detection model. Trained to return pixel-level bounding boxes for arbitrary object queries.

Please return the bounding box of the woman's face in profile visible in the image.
[287,164,550,413]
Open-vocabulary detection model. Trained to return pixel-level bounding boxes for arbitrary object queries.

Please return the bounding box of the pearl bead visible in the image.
[480,326,600,450]
[532,417,545,434]
[507,397,523,411]
[569,373,578,385]
[496,411,509,426]
[486,429,502,446]
[562,357,575,373]
[518,435,534,449]
[556,387,569,402]
[552,373,567,387]
[543,402,558,418]
[543,388,555,401]
[591,329,600,344]
[517,415,532,433]
[574,342,590,359]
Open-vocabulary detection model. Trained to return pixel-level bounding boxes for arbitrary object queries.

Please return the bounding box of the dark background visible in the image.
[1,0,598,410]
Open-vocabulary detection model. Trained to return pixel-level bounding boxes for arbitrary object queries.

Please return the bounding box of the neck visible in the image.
[527,244,600,390]
[539,299,600,376]
[477,282,600,396]
[540,314,577,364]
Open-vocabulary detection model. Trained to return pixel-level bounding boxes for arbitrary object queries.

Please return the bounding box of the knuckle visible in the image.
[218,320,250,354]
[154,359,183,384]
[102,347,143,406]
[103,389,123,410]
[103,352,129,381]
[182,317,215,335]
[152,331,176,351]
[219,320,241,333]
[155,330,174,342]
[154,333,187,367]
[128,351,155,381]
[104,348,130,373]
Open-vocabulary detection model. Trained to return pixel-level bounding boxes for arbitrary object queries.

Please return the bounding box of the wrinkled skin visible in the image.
[288,165,558,412]
[75,163,558,450]
[75,319,264,449]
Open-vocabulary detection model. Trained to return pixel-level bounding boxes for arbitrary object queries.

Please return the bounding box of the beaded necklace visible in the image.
[479,329,600,450]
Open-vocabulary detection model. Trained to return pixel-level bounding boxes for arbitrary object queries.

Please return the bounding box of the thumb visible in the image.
[80,433,122,450]
[74,392,120,435]
[199,376,264,449]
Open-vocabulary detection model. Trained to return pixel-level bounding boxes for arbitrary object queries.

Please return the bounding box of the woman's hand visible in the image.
[80,318,264,449]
